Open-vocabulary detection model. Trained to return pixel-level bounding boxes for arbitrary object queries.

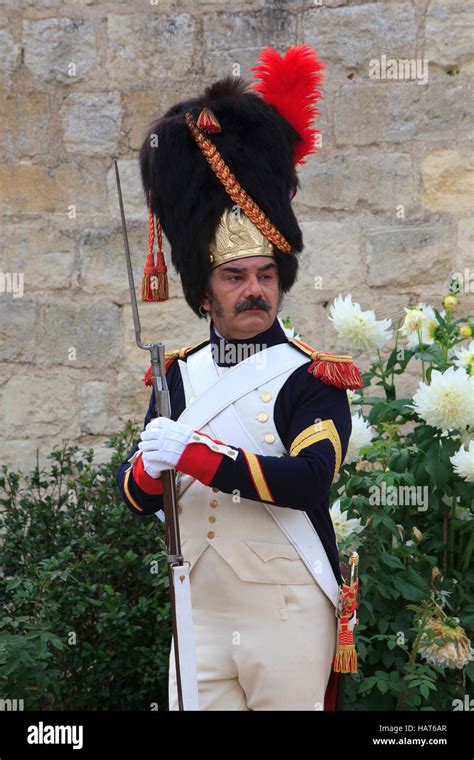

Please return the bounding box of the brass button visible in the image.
[212,487,220,493]
[257,412,268,423]
[211,445,219,451]
[210,499,218,508]
[192,434,200,441]
[262,392,272,402]
[208,515,216,523]
[207,531,215,539]
[264,433,275,444]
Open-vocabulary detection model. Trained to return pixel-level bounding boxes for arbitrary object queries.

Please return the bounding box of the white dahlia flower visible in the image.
[418,617,473,670]
[329,294,392,351]
[400,307,425,334]
[450,440,474,483]
[412,367,474,432]
[346,389,362,409]
[400,302,439,349]
[453,340,474,372]
[330,498,365,543]
[345,413,375,464]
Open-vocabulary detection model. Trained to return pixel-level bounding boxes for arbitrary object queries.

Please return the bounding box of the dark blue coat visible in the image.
[116,317,358,586]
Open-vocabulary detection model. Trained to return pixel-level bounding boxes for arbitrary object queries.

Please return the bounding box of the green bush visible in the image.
[0,423,172,711]
[329,292,474,711]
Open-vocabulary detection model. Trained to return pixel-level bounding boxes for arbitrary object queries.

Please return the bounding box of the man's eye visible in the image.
[229,275,272,281]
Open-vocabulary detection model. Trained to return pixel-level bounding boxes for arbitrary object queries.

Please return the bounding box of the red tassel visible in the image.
[197,107,222,134]
[333,580,359,674]
[141,203,168,302]
[333,552,359,675]
[152,215,168,301]
[308,353,363,390]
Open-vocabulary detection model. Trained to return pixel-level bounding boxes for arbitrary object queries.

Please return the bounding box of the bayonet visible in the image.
[114,160,199,711]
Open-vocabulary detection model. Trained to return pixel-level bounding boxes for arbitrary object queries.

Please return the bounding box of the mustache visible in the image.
[235,297,271,313]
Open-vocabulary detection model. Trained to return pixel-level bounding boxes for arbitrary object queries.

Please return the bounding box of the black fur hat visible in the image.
[139,46,324,318]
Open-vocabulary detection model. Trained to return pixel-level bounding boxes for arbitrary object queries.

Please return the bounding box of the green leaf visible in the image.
[368,402,389,424]
[389,450,409,472]
[391,575,427,601]
[425,447,449,489]
[380,553,405,570]
[420,684,429,699]
[414,345,442,364]
[359,676,377,691]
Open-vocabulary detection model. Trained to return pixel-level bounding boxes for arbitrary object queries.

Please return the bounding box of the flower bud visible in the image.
[412,526,423,543]
[402,308,424,332]
[443,294,458,310]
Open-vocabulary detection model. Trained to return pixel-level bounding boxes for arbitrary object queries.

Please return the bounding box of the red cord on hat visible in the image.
[141,194,169,302]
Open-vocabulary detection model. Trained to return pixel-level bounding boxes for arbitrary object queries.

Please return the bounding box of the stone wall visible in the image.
[0,0,473,473]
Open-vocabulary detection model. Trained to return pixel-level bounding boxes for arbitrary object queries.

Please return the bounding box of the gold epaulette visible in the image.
[143,339,209,387]
[288,338,364,391]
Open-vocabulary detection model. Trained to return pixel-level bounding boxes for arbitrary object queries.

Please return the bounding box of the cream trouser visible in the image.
[168,544,337,711]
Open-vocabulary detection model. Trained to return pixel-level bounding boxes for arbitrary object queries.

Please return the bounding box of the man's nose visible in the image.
[244,274,265,298]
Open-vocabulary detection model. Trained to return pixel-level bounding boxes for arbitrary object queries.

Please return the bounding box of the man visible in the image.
[116,45,362,711]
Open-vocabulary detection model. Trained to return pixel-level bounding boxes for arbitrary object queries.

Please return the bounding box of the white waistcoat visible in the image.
[171,343,340,608]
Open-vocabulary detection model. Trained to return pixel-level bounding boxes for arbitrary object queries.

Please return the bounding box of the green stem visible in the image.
[441,308,453,369]
[396,606,432,710]
[416,328,426,382]
[377,349,393,400]
[442,342,449,369]
[391,317,402,389]
[443,512,449,576]
[448,496,457,573]
[461,530,474,574]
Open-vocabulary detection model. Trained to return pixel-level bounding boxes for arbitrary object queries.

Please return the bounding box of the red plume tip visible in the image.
[250,44,325,166]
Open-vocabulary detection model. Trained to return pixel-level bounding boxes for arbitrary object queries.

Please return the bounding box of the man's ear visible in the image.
[201,294,210,311]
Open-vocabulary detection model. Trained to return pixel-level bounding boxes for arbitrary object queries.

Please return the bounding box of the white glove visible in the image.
[138,416,195,478]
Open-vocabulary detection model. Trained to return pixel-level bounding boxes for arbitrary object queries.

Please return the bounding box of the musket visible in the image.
[114,160,199,711]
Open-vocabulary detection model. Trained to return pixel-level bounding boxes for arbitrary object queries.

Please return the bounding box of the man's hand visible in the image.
[138,416,195,478]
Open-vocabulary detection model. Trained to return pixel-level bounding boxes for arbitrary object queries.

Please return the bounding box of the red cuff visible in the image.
[176,431,226,485]
[132,454,164,495]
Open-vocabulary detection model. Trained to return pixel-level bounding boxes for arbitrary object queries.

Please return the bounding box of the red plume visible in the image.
[250,45,325,166]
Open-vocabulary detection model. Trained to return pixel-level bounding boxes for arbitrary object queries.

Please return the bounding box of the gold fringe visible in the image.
[333,646,357,674]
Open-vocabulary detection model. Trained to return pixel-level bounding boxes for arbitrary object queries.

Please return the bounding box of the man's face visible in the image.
[200,256,282,339]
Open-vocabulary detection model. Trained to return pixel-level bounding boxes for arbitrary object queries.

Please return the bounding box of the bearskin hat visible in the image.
[138,45,325,318]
